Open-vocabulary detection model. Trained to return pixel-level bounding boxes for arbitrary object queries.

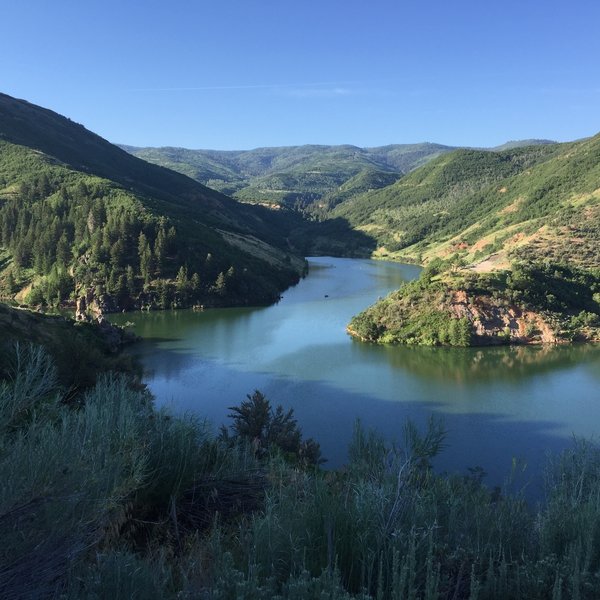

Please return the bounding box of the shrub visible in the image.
[220,390,323,467]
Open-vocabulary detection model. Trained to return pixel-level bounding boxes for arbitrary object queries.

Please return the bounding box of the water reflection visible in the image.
[358,343,600,385]
[111,257,600,488]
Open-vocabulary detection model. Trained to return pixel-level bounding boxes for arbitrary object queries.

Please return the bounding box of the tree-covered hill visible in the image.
[348,261,600,347]
[331,135,600,269]
[489,138,557,152]
[314,168,404,215]
[0,93,309,311]
[122,140,557,214]
[342,134,600,347]
[122,142,455,210]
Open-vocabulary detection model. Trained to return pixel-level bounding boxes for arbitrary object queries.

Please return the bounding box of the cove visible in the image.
[111,257,600,493]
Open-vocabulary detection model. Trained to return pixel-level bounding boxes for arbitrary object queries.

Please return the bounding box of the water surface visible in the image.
[112,257,600,492]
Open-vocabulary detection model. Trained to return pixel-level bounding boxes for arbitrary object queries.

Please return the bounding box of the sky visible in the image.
[2,0,600,149]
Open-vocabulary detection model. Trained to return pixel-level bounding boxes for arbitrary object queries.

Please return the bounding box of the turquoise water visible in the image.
[112,257,600,492]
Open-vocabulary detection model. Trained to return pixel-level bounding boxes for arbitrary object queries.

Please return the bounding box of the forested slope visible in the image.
[344,134,600,346]
[0,93,307,312]
[123,142,454,210]
[333,135,600,269]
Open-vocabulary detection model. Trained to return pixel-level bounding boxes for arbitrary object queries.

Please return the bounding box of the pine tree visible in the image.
[190,272,200,292]
[154,226,166,275]
[3,271,16,295]
[110,239,125,270]
[214,271,227,296]
[138,232,153,284]
[55,231,71,267]
[176,265,188,292]
[155,279,169,309]
[126,265,136,296]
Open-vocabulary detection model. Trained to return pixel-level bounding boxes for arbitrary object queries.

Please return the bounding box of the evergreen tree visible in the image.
[55,231,71,267]
[126,265,136,296]
[110,239,125,270]
[175,265,189,305]
[3,271,16,296]
[176,265,188,291]
[154,225,167,275]
[214,271,227,296]
[167,226,177,255]
[138,232,153,284]
[190,272,200,294]
[155,279,170,309]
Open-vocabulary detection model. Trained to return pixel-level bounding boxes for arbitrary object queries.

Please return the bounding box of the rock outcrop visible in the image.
[75,288,119,322]
[347,269,600,347]
[448,290,559,345]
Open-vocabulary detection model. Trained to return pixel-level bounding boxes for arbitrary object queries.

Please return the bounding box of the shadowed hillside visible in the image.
[0,93,312,312]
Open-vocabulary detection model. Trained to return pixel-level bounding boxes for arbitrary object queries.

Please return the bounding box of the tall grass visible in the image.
[211,421,600,599]
[0,349,149,598]
[3,344,600,598]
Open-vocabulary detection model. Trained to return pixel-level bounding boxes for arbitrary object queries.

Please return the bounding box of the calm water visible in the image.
[112,257,600,492]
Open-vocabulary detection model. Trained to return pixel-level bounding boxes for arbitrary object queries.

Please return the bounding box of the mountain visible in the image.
[331,136,600,269]
[0,92,308,311]
[122,140,561,214]
[121,142,455,210]
[489,139,557,152]
[315,168,403,214]
[343,135,600,346]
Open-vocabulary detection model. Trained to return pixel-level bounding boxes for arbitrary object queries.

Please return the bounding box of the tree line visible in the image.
[0,169,256,309]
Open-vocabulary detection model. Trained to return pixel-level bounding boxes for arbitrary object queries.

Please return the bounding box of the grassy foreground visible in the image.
[3,344,600,599]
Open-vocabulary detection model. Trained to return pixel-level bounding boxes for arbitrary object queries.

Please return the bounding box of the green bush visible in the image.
[220,390,323,467]
[0,351,148,598]
[64,550,176,600]
[4,344,600,598]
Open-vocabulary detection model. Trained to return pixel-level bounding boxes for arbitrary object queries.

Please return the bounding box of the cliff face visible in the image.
[347,267,600,347]
[447,290,561,345]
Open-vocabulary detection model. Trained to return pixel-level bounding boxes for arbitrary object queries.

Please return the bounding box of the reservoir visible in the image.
[112,257,600,493]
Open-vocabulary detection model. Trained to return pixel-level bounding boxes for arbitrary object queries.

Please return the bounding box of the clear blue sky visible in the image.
[2,0,599,149]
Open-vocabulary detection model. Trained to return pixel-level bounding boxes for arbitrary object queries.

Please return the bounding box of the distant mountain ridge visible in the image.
[488,139,556,152]
[122,139,556,212]
[121,142,455,209]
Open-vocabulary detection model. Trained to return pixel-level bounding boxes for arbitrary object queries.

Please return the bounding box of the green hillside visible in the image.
[123,140,557,214]
[343,135,600,346]
[0,302,137,390]
[0,93,307,312]
[489,139,556,152]
[123,142,454,210]
[314,168,403,215]
[349,262,600,347]
[332,136,600,269]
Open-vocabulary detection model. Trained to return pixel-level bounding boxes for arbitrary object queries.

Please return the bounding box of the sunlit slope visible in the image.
[333,135,600,270]
[124,142,455,209]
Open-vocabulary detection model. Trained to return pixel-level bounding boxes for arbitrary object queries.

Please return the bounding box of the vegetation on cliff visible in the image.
[0,302,137,390]
[349,260,600,346]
